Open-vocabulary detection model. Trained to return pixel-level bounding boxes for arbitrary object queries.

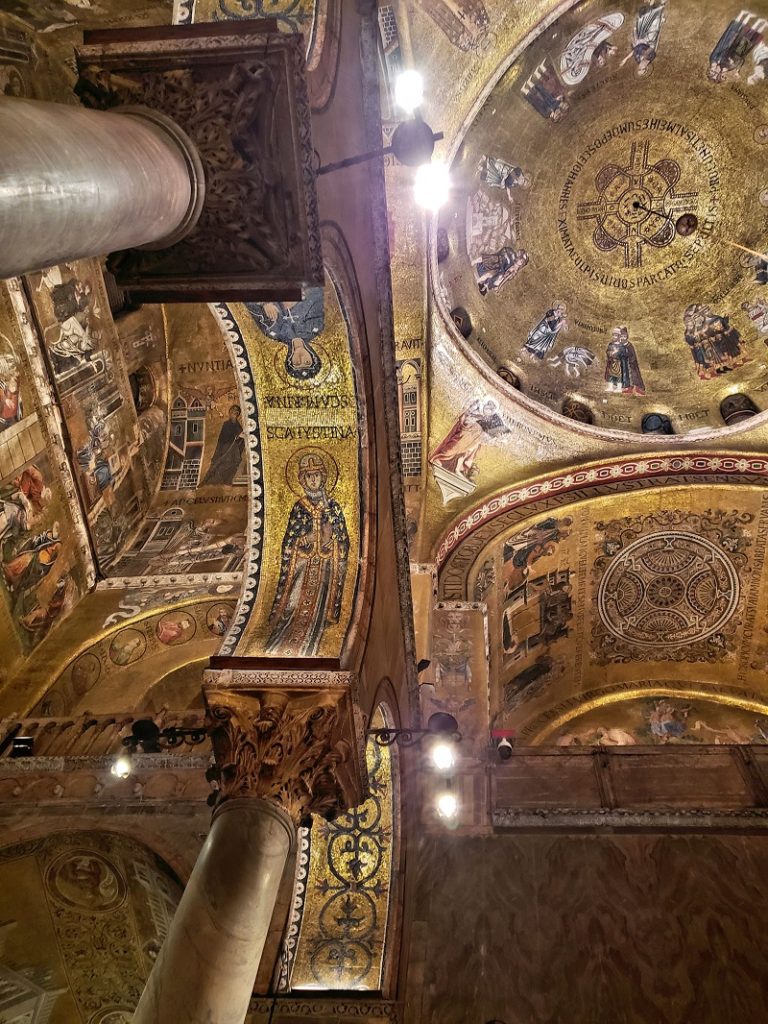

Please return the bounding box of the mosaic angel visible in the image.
[523,302,569,359]
[604,327,646,395]
[474,247,529,295]
[558,12,624,85]
[708,10,767,83]
[683,304,747,379]
[246,287,324,381]
[478,155,531,198]
[429,398,508,483]
[621,1,667,76]
[741,297,768,334]
[521,58,570,122]
[266,452,349,657]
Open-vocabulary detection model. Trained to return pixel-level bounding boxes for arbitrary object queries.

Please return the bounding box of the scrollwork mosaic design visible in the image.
[287,710,396,991]
[213,0,314,30]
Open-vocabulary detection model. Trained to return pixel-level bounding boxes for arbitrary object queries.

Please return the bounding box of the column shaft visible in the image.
[0,97,202,278]
[133,798,294,1024]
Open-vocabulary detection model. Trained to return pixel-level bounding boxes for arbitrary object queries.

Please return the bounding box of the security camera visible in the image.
[496,737,514,760]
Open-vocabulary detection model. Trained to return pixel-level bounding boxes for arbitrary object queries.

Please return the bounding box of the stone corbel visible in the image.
[203,667,367,826]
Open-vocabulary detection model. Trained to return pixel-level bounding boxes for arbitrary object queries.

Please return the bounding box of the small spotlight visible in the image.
[414,161,450,212]
[10,735,33,758]
[110,754,132,779]
[436,790,458,820]
[395,69,424,113]
[496,737,514,761]
[430,740,456,772]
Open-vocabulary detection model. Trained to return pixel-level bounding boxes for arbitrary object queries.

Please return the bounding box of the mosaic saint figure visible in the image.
[648,700,692,743]
[502,517,572,598]
[246,287,324,380]
[748,37,768,83]
[708,10,766,83]
[622,0,666,75]
[683,304,747,379]
[521,58,570,121]
[478,155,531,198]
[267,453,349,656]
[0,365,21,432]
[604,327,646,395]
[429,398,507,482]
[559,12,624,86]
[76,436,113,497]
[741,297,768,333]
[523,302,569,359]
[43,274,99,372]
[201,405,245,485]
[3,522,62,624]
[475,247,529,295]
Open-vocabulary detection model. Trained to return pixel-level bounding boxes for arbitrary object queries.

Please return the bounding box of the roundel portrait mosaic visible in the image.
[597,531,740,647]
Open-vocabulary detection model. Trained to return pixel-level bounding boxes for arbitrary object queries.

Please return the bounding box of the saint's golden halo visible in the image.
[284,445,340,498]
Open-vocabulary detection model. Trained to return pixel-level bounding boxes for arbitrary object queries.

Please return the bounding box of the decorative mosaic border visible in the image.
[210,303,265,655]
[277,825,311,991]
[435,454,768,570]
[6,278,96,589]
[250,998,400,1020]
[96,572,241,590]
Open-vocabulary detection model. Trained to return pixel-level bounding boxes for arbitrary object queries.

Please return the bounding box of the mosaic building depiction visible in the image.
[4,1,768,1023]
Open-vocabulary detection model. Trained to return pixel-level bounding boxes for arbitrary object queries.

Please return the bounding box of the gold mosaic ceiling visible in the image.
[437,0,768,433]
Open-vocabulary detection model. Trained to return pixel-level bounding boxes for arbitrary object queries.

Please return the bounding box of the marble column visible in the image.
[0,97,204,279]
[133,798,294,1024]
[133,668,366,1024]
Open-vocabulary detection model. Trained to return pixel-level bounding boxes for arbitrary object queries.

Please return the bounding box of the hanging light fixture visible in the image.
[110,718,208,778]
[316,71,450,209]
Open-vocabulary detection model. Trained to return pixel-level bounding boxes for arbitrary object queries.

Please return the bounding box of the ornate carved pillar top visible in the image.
[75,23,322,303]
[203,667,367,826]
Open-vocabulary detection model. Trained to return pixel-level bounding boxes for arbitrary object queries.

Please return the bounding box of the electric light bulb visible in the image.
[436,790,458,820]
[414,161,450,212]
[430,740,456,771]
[111,754,132,779]
[395,69,424,113]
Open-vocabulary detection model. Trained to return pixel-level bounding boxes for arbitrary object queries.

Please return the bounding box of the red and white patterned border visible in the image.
[434,454,768,569]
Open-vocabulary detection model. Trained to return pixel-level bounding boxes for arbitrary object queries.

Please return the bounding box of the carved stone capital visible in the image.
[75,27,322,302]
[203,668,367,825]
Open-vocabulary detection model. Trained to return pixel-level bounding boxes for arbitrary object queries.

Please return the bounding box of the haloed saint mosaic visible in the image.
[438,0,768,433]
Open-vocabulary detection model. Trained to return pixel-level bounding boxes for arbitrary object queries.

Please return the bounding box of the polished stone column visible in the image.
[0,97,203,279]
[133,668,366,1024]
[133,798,294,1024]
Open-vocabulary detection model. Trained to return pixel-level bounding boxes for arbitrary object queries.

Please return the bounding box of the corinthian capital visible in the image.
[203,668,366,825]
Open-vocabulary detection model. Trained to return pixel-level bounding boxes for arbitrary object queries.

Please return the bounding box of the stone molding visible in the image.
[203,668,367,824]
[493,806,768,833]
[248,998,400,1021]
[0,754,210,807]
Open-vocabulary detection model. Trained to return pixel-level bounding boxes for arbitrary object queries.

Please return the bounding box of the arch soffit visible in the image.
[433,453,768,599]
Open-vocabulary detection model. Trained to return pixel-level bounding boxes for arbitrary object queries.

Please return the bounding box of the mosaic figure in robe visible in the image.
[267,453,349,656]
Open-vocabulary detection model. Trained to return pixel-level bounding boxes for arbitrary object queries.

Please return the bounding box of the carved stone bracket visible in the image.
[203,668,367,826]
[76,24,322,303]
